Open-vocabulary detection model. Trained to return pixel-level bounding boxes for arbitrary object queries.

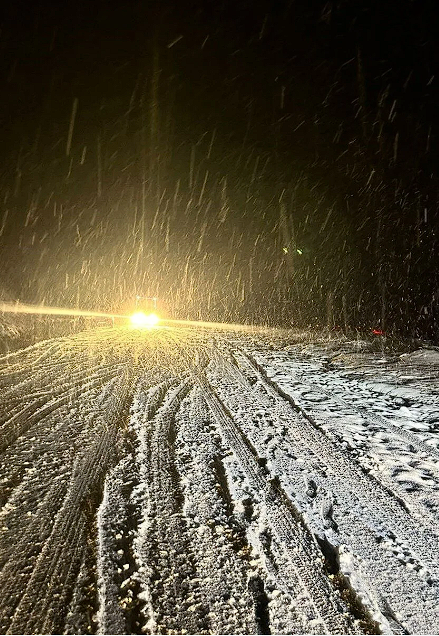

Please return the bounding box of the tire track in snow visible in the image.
[236,349,439,573]
[1,327,439,634]
[174,387,274,635]
[224,348,439,633]
[0,372,131,634]
[199,372,358,635]
[128,378,215,634]
[96,377,176,635]
[0,368,122,455]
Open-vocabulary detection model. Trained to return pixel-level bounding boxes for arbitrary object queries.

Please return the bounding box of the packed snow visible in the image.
[0,325,438,634]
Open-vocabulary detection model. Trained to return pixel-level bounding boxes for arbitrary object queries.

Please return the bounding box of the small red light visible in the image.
[372,328,384,335]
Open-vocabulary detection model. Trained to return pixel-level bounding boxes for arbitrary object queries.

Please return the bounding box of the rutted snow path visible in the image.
[0,327,439,634]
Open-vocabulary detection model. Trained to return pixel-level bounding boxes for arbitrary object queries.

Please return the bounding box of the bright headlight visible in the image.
[130,312,160,328]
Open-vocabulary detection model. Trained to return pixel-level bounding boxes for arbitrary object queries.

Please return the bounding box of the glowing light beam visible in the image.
[0,302,128,320]
[160,317,265,333]
[0,301,279,336]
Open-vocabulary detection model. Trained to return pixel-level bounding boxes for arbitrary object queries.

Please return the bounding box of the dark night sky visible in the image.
[1,0,439,337]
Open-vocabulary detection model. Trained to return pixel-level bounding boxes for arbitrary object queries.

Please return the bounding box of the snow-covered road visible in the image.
[1,326,439,634]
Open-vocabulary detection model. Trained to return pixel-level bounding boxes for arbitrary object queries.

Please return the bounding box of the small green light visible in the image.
[283,247,289,254]
[296,248,303,255]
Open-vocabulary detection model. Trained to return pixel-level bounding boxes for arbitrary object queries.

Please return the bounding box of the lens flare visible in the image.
[130,312,160,328]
